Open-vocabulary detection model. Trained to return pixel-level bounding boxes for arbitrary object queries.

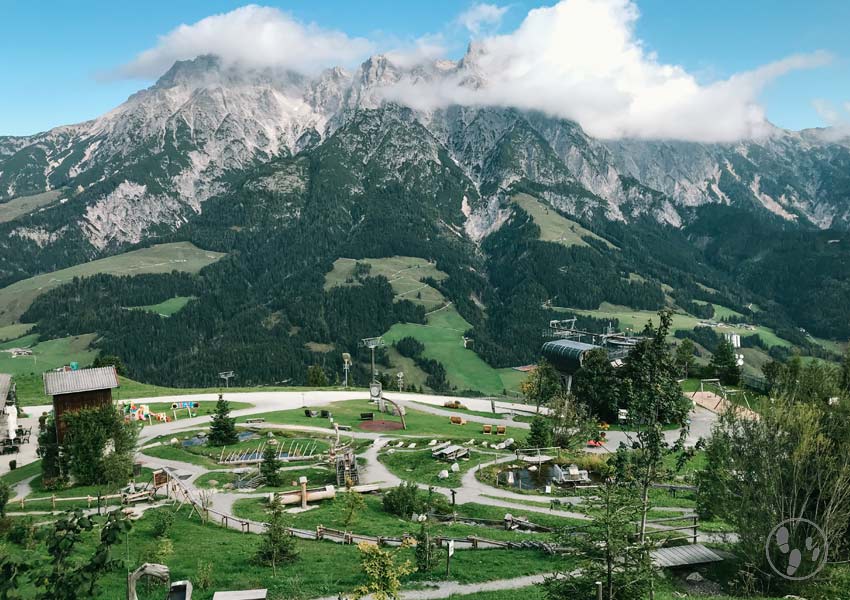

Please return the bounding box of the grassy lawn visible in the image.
[128,295,195,317]
[237,399,528,442]
[383,306,528,396]
[325,256,448,311]
[233,494,581,542]
[8,508,559,599]
[0,459,41,486]
[378,448,497,488]
[0,333,98,376]
[0,241,224,327]
[0,322,32,342]
[513,193,616,249]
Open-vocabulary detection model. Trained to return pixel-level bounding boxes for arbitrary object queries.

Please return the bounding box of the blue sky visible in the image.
[1,0,848,137]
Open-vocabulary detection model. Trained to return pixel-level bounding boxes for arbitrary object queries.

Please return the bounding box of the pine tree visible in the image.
[710,338,741,385]
[260,445,282,486]
[254,496,298,574]
[526,415,553,448]
[207,395,238,446]
[306,365,328,387]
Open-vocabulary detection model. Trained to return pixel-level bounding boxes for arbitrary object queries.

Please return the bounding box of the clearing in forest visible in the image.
[513,193,616,249]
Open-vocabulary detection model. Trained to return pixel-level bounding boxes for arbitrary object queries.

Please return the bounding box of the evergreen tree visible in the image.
[0,480,10,517]
[254,496,298,574]
[414,520,440,573]
[260,445,282,487]
[710,338,741,385]
[526,415,553,448]
[207,395,238,446]
[306,365,328,387]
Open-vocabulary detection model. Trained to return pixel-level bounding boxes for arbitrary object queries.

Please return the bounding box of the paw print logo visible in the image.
[765,518,828,581]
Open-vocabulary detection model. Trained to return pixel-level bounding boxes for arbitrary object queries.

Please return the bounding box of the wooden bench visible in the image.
[337,424,352,432]
[482,424,493,434]
[304,409,319,418]
[496,425,506,435]
[360,413,374,421]
[245,417,265,424]
[450,416,467,425]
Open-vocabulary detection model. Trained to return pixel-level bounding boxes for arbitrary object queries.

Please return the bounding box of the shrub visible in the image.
[151,510,175,538]
[382,481,422,518]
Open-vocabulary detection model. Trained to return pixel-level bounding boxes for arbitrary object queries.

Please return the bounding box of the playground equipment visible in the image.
[334,446,360,486]
[122,401,170,424]
[128,563,193,600]
[274,481,336,508]
[219,439,319,465]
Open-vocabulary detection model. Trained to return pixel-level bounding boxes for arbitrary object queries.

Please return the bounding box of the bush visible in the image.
[7,519,35,547]
[102,452,133,488]
[0,480,9,517]
[151,510,175,538]
[382,481,422,518]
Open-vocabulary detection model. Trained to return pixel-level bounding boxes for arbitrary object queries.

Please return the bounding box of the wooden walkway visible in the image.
[651,544,723,568]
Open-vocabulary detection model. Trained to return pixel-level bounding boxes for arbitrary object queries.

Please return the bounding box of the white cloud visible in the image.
[115,0,831,142]
[384,0,830,142]
[117,4,374,78]
[456,3,510,35]
[812,99,850,140]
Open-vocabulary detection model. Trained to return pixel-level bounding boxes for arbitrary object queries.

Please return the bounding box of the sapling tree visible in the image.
[352,540,413,600]
[260,444,282,486]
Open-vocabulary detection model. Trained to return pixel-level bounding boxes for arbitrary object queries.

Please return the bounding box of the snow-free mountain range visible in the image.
[2,53,849,254]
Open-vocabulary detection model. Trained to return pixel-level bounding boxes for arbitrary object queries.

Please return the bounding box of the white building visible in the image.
[0,374,17,441]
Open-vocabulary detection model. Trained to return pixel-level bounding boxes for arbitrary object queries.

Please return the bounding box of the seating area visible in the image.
[449,415,467,425]
[482,424,507,435]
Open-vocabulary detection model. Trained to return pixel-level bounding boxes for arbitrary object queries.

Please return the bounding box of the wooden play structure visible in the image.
[219,439,319,465]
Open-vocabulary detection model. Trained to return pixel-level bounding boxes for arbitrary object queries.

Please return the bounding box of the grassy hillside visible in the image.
[325,255,448,311]
[0,189,63,223]
[382,305,526,396]
[0,242,224,326]
[0,333,97,377]
[561,302,794,348]
[513,193,616,249]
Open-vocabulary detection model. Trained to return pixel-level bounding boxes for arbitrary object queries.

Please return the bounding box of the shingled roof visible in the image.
[43,366,120,397]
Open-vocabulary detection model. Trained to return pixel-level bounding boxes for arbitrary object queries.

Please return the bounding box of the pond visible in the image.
[498,463,600,491]
[181,431,258,447]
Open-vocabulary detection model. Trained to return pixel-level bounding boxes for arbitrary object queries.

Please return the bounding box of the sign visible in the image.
[447,540,455,557]
[153,470,170,488]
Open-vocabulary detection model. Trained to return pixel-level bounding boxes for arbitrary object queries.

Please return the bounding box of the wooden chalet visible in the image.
[43,366,120,442]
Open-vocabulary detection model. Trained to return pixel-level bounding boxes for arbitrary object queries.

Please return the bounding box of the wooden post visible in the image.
[596,581,603,600]
[692,515,698,544]
[51,494,56,510]
[300,477,308,509]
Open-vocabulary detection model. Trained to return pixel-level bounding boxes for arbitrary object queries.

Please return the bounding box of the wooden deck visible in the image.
[651,544,723,568]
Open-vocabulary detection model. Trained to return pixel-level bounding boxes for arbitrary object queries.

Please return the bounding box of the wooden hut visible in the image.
[43,366,119,441]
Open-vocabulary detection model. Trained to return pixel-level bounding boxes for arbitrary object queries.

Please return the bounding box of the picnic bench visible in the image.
[304,410,319,418]
[320,410,332,419]
[337,424,352,431]
[360,412,374,421]
[245,417,266,424]
[450,415,467,425]
[496,425,507,435]
[482,424,493,434]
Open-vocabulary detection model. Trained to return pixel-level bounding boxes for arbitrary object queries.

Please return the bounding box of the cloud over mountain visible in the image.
[116,0,830,142]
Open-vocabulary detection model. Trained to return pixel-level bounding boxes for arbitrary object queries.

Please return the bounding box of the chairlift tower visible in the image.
[218,371,235,388]
[359,337,384,384]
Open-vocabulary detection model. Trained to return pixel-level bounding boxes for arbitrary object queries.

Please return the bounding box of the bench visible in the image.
[245,418,266,424]
[450,416,467,426]
[304,409,319,418]
[482,424,492,434]
[496,425,506,435]
[360,413,374,421]
[1,446,19,455]
[337,424,352,432]
[320,410,332,419]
